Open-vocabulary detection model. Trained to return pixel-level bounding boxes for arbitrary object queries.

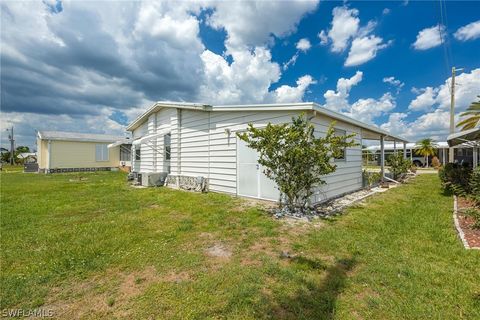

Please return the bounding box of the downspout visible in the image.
[154,112,158,171]
[208,110,211,181]
[176,108,182,188]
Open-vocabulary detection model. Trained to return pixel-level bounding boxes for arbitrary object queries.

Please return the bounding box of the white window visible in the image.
[95,144,109,161]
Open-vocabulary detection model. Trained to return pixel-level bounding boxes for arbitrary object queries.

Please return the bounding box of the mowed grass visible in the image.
[0,171,479,319]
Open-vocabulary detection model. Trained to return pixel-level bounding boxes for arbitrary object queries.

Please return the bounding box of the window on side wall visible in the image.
[164,133,171,161]
[95,144,109,162]
[334,128,346,161]
[135,147,141,161]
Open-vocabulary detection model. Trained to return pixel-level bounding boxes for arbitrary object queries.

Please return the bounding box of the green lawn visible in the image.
[1,171,479,319]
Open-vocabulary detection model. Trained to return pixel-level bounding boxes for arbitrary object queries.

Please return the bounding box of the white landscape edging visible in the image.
[452,195,479,250]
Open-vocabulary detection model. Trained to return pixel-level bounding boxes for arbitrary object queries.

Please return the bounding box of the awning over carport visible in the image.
[108,139,132,148]
[447,127,480,147]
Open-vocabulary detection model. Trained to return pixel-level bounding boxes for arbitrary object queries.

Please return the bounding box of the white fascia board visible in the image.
[211,102,314,111]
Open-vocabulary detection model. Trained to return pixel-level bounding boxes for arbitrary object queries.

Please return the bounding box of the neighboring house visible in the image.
[364,141,478,167]
[37,131,131,173]
[126,101,407,203]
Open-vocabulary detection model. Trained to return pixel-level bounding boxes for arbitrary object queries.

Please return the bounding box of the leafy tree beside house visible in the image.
[415,138,438,168]
[457,96,480,131]
[238,114,357,214]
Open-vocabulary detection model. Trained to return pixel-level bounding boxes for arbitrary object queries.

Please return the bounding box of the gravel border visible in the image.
[453,195,479,250]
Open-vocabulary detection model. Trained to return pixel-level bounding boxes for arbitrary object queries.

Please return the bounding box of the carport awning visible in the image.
[447,127,480,147]
[131,129,170,146]
[107,139,132,148]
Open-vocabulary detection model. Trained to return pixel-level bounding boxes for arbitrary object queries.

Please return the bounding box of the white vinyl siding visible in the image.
[311,115,363,203]
[95,144,109,161]
[131,106,364,204]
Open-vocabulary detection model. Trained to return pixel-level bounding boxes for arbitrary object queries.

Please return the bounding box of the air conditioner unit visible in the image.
[141,172,168,187]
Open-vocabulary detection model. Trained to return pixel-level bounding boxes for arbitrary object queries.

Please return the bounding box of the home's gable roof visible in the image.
[126,101,408,142]
[37,131,124,143]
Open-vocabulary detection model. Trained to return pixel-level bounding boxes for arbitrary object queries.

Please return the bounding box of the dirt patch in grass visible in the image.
[205,243,232,259]
[45,266,160,319]
[162,271,191,283]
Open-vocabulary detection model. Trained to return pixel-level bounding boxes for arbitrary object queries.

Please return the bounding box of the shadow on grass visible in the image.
[265,256,357,319]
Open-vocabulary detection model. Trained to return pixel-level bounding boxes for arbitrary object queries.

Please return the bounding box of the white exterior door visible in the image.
[237,138,279,201]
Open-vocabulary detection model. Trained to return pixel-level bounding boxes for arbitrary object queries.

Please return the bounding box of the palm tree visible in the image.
[415,138,438,168]
[457,96,480,131]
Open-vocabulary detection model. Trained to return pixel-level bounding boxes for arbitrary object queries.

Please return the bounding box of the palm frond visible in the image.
[456,96,480,131]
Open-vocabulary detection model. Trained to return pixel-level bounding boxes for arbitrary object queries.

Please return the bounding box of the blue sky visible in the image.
[1,0,479,148]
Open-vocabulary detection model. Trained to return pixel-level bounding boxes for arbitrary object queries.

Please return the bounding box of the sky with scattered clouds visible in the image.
[1,0,479,149]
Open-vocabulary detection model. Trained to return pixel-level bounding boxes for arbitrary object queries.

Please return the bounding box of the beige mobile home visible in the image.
[37,131,131,173]
[127,102,407,203]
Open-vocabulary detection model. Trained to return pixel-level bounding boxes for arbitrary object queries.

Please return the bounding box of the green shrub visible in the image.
[469,167,480,206]
[363,170,381,189]
[438,163,472,195]
[387,153,412,180]
[463,208,480,229]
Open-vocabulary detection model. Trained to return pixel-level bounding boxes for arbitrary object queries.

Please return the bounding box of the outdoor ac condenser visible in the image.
[141,172,168,187]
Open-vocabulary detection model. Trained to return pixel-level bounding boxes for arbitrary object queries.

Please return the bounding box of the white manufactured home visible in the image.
[126,102,407,203]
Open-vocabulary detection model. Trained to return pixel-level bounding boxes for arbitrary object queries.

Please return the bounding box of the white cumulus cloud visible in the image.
[274,75,317,103]
[383,68,480,141]
[345,92,396,124]
[383,76,405,93]
[408,87,438,111]
[408,68,480,112]
[345,36,390,67]
[413,24,445,50]
[206,1,318,51]
[323,71,363,112]
[320,5,389,66]
[454,20,480,41]
[283,38,312,70]
[324,6,360,52]
[296,38,311,52]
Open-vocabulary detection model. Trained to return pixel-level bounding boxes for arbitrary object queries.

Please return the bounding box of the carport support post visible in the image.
[380,135,385,181]
[403,142,407,159]
[394,140,397,154]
